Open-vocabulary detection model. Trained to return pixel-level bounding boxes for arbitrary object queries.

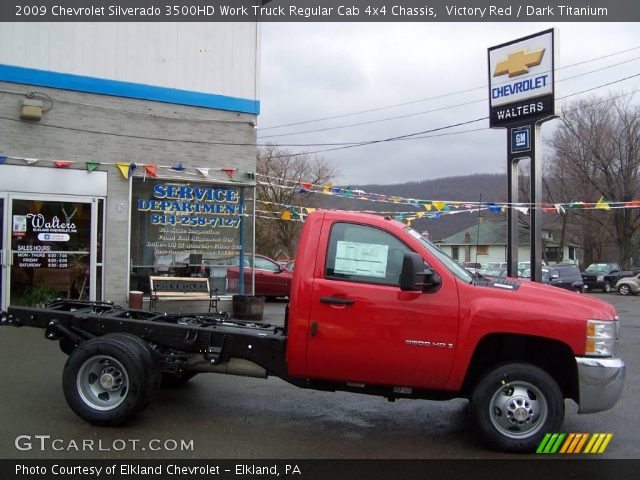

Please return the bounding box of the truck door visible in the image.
[306,222,459,390]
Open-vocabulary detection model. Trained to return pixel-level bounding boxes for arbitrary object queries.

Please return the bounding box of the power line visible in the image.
[259,55,640,139]
[1,74,637,150]
[263,81,640,158]
[259,45,640,131]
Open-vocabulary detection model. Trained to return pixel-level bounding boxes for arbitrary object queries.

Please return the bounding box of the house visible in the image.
[434,220,580,266]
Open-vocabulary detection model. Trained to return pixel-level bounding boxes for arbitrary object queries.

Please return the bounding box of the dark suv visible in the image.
[520,264,584,293]
[547,264,585,293]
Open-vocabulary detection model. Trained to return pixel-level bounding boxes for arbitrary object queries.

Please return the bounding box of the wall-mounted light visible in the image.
[19,91,53,121]
[19,98,43,121]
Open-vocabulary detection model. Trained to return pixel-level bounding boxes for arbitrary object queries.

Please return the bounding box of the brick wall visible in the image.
[0,81,257,304]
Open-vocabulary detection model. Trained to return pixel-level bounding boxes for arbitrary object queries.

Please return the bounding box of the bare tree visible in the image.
[256,145,338,258]
[548,94,640,267]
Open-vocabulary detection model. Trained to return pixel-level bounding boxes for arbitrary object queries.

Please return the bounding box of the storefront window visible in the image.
[10,199,92,306]
[129,178,254,295]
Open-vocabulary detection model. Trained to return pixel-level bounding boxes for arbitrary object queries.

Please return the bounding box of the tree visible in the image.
[548,95,640,267]
[256,145,338,258]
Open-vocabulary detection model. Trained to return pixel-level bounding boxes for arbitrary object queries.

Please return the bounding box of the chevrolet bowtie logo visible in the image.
[494,49,545,77]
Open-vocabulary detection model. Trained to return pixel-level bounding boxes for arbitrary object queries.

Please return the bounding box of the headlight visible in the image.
[585,319,618,356]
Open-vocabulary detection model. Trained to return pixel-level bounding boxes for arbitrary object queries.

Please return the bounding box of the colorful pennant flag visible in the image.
[116,163,130,179]
[0,156,6,165]
[171,162,185,172]
[86,162,100,172]
[196,168,209,177]
[222,168,236,179]
[595,196,611,210]
[23,158,39,165]
[144,164,158,178]
[54,160,72,168]
[280,210,292,221]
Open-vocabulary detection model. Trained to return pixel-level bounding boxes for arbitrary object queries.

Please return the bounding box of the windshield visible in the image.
[405,227,473,284]
[586,263,609,273]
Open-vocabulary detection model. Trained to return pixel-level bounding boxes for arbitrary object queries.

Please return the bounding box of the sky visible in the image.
[258,22,640,185]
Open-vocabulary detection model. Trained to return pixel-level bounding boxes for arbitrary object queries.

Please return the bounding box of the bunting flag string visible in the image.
[2,152,640,217]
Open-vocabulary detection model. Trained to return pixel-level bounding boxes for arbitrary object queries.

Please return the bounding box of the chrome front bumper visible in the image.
[576,356,625,413]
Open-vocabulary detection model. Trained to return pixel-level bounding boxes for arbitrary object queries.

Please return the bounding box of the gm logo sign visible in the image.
[511,126,531,153]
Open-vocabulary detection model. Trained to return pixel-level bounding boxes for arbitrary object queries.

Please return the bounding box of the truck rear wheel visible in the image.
[604,282,612,293]
[470,362,564,452]
[62,336,150,426]
[102,333,162,402]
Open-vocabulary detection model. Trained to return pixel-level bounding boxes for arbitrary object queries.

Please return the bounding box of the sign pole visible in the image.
[489,29,556,282]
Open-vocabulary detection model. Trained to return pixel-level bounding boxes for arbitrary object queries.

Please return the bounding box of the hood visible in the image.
[512,279,617,320]
[460,276,617,355]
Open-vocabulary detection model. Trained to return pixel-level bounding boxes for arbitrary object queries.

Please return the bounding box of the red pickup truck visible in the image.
[1,210,625,452]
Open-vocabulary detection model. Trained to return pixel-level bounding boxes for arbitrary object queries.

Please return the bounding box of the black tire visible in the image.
[470,362,564,452]
[102,333,162,401]
[162,370,198,388]
[618,284,632,296]
[62,336,150,426]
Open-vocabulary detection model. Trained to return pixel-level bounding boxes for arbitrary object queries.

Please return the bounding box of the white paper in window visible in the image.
[334,241,388,278]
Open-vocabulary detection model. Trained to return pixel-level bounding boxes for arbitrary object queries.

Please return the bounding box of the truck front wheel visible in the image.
[62,336,150,426]
[470,362,564,452]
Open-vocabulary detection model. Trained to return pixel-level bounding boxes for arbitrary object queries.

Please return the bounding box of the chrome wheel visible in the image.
[488,381,548,439]
[77,355,129,411]
[604,282,611,293]
[618,284,631,296]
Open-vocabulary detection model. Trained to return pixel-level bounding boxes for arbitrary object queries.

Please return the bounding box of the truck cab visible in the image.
[287,211,624,451]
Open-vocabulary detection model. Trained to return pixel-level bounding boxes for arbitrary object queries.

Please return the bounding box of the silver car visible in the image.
[615,273,640,295]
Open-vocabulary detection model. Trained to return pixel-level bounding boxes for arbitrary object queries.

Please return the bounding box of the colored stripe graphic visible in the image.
[537,433,613,454]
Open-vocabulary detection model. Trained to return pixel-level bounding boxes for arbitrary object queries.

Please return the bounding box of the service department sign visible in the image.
[488,29,555,127]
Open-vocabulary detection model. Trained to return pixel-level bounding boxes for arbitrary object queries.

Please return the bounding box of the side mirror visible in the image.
[400,252,441,291]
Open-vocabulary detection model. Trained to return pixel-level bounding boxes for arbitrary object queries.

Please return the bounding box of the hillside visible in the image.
[313,173,508,240]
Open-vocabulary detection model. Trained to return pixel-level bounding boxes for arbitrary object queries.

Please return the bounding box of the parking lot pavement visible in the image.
[0,293,637,459]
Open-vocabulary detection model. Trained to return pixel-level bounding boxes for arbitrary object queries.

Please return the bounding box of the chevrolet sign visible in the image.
[488,29,555,127]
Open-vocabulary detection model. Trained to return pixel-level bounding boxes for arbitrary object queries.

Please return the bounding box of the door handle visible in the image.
[320,296,355,305]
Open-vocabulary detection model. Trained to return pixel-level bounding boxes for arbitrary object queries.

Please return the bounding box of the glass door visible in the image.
[7,196,97,307]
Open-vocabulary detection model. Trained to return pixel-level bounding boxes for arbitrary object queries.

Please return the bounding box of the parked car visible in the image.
[520,264,584,293]
[518,260,547,275]
[461,262,481,275]
[547,264,585,293]
[485,262,507,270]
[227,254,293,298]
[480,267,507,278]
[581,262,628,293]
[615,273,640,296]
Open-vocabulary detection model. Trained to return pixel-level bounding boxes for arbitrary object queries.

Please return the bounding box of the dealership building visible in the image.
[0,23,260,310]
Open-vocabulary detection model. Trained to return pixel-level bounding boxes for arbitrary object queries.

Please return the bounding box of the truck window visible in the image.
[325,223,411,286]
